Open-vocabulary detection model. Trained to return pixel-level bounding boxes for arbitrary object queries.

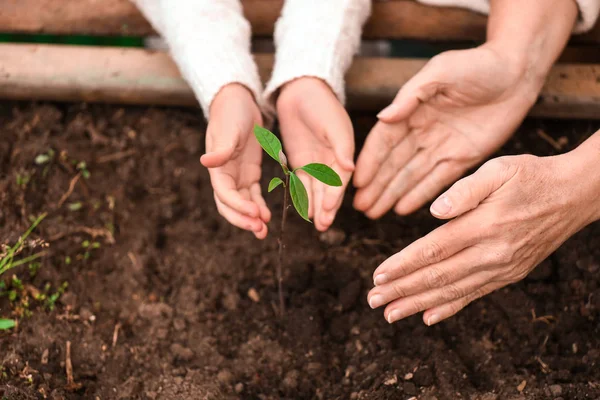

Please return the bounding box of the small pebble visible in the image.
[234,383,244,393]
[217,369,233,385]
[247,288,260,303]
[549,384,562,396]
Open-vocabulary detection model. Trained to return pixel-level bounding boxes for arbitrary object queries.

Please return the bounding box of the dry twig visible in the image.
[57,173,81,208]
[65,341,82,391]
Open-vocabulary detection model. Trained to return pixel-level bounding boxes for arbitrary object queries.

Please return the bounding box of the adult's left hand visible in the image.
[366,149,600,325]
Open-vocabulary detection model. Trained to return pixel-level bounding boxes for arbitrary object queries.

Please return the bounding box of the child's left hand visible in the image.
[277,77,355,231]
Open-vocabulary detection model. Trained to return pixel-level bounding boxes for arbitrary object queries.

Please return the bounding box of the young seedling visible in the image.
[253,126,342,316]
[0,213,47,330]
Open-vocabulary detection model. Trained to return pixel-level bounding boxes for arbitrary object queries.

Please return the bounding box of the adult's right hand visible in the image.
[353,44,543,219]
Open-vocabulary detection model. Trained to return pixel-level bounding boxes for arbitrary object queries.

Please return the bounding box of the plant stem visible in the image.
[277,174,290,317]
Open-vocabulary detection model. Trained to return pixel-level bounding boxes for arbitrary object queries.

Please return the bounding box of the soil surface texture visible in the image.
[1,102,599,400]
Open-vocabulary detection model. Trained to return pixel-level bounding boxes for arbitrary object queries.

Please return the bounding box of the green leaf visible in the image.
[268,177,284,192]
[0,319,16,330]
[253,125,282,163]
[289,173,310,222]
[299,163,342,187]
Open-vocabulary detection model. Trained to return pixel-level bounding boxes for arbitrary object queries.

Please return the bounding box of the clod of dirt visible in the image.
[319,228,347,247]
[413,366,434,387]
[404,381,418,395]
[339,279,362,310]
[170,343,195,362]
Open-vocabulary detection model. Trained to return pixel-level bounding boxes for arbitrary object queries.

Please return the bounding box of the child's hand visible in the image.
[277,77,355,231]
[201,83,271,239]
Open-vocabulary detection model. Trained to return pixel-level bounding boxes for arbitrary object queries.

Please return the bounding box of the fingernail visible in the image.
[387,309,402,324]
[369,294,384,309]
[373,274,388,286]
[377,104,400,120]
[426,314,440,326]
[430,195,452,216]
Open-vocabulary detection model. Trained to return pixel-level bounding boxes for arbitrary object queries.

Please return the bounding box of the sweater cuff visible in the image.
[417,0,600,33]
[132,0,263,119]
[573,0,600,33]
[263,0,371,116]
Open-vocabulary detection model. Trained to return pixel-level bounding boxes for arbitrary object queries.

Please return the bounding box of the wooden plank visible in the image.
[2,0,600,44]
[0,44,599,119]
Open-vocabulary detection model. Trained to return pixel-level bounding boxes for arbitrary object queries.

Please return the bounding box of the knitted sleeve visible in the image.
[132,0,263,118]
[417,0,600,33]
[263,0,372,115]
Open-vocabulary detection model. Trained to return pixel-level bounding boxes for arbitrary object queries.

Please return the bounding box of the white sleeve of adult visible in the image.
[132,0,263,118]
[263,0,372,114]
[417,0,600,33]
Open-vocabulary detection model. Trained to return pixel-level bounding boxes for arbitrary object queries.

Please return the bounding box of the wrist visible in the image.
[209,83,259,119]
[484,0,577,90]
[559,137,600,226]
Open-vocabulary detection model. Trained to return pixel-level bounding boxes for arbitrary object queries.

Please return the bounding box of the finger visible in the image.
[313,181,327,232]
[422,281,505,326]
[354,133,415,212]
[214,195,265,236]
[383,271,493,324]
[354,121,410,188]
[372,217,479,286]
[430,157,518,219]
[376,57,446,123]
[210,170,260,218]
[323,161,352,212]
[367,246,485,309]
[364,149,437,220]
[250,183,271,223]
[393,161,465,216]
[297,171,314,219]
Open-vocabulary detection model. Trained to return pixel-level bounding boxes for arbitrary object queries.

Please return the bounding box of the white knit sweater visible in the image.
[132,0,600,119]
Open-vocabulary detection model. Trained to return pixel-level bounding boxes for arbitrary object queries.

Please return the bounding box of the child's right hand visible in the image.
[200,83,271,239]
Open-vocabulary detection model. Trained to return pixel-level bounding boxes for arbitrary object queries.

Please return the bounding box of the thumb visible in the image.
[200,146,236,168]
[430,159,514,219]
[376,56,447,123]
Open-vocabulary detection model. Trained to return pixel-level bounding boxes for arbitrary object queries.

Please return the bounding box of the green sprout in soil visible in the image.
[0,213,47,330]
[254,126,342,316]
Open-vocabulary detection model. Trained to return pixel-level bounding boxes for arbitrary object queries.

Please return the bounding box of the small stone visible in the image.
[549,385,562,396]
[384,375,398,386]
[404,372,413,380]
[217,369,233,385]
[283,370,299,389]
[413,366,434,387]
[247,288,260,303]
[319,228,346,247]
[41,349,49,365]
[517,380,527,392]
[234,383,244,393]
[403,382,418,395]
[169,343,194,361]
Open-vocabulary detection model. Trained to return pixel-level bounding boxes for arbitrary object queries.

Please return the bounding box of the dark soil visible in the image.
[1,102,599,400]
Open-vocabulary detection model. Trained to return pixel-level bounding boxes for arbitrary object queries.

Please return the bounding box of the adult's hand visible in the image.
[367,139,600,325]
[277,77,355,231]
[353,44,541,218]
[353,0,578,218]
[201,83,271,239]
